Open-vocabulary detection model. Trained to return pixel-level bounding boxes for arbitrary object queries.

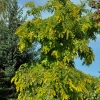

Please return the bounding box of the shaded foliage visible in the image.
[0,0,39,99]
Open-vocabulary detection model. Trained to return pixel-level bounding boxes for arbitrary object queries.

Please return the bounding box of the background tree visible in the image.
[0,0,8,25]
[12,0,100,100]
[0,0,39,99]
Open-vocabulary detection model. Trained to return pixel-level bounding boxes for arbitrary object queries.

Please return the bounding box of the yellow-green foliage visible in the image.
[12,62,100,100]
[16,0,98,66]
[13,0,100,100]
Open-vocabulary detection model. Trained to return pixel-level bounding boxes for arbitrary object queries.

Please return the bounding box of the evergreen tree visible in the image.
[0,0,39,99]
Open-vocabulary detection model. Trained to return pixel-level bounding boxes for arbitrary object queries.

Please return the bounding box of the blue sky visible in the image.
[18,0,100,77]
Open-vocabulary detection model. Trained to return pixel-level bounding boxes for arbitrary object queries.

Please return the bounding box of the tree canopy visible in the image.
[12,0,100,100]
[16,0,99,66]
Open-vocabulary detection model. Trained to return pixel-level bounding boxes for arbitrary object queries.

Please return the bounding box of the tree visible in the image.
[12,0,100,99]
[0,0,8,24]
[0,0,39,99]
[89,0,100,23]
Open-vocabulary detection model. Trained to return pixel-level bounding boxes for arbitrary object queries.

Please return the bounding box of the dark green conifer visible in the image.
[0,0,39,99]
